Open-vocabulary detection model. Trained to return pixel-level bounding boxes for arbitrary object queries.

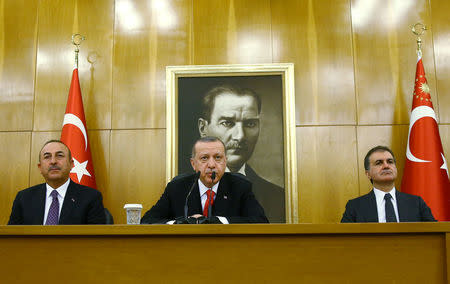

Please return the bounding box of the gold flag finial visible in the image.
[71,34,85,68]
[411,23,426,57]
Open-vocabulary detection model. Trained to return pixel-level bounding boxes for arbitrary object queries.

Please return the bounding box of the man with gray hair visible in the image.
[197,84,285,222]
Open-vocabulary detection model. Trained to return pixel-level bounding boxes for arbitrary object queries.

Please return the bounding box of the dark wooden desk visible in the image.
[0,223,448,283]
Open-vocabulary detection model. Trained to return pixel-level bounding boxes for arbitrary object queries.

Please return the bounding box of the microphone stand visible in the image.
[179,171,200,224]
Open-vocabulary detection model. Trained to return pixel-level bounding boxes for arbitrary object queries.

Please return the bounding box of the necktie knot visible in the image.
[50,190,58,199]
[207,189,215,199]
[384,193,392,201]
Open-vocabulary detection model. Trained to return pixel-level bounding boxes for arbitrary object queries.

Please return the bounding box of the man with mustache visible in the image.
[341,145,436,223]
[141,136,268,224]
[197,85,285,223]
[8,140,106,225]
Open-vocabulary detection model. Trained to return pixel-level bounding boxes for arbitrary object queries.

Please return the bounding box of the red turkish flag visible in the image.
[60,68,98,190]
[401,56,450,221]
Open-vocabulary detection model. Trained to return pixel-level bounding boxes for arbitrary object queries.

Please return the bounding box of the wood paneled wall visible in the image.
[1,0,449,224]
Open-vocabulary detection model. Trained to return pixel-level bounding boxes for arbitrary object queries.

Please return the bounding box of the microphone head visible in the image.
[211,171,216,182]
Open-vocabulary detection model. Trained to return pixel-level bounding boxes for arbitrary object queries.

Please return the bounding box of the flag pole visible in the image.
[411,23,426,58]
[71,34,85,69]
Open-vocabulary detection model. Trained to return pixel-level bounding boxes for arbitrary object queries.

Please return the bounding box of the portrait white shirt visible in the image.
[43,178,70,224]
[373,187,399,223]
[225,164,246,176]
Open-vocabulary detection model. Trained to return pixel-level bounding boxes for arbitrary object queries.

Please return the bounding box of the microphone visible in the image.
[208,171,216,220]
[184,171,200,220]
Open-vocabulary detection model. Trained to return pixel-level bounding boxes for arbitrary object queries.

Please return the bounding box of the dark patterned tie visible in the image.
[203,189,215,217]
[384,193,397,222]
[45,190,60,225]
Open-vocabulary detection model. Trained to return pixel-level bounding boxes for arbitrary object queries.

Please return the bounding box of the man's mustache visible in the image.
[49,165,61,171]
[226,140,248,150]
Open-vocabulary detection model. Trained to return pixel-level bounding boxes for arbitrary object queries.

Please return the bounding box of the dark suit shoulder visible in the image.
[245,165,283,191]
[396,190,436,222]
[347,191,374,204]
[396,191,422,201]
[341,191,377,223]
[170,172,196,182]
[17,183,46,194]
[69,181,102,195]
[166,173,197,191]
[225,172,252,187]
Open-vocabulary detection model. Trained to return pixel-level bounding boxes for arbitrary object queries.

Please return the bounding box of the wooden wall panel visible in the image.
[296,126,358,223]
[353,0,435,125]
[34,0,113,131]
[112,0,192,129]
[109,130,166,224]
[193,0,272,64]
[439,125,450,164]
[357,125,409,195]
[272,0,356,125]
[0,132,31,224]
[0,0,37,131]
[88,130,111,203]
[431,0,450,124]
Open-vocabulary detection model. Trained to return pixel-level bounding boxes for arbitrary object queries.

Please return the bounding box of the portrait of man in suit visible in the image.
[196,84,285,223]
[175,74,287,223]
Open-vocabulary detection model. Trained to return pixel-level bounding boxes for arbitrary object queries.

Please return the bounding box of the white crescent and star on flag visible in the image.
[63,113,88,150]
[62,113,92,182]
[406,83,449,178]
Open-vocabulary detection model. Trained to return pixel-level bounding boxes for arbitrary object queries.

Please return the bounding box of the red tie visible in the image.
[203,189,215,217]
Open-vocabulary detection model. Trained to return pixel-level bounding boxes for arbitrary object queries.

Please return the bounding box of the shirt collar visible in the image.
[373,187,397,203]
[198,179,220,196]
[46,178,70,199]
[225,164,246,176]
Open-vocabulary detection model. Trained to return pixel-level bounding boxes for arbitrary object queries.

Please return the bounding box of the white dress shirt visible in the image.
[373,187,399,223]
[43,178,70,224]
[167,178,229,224]
[197,179,228,224]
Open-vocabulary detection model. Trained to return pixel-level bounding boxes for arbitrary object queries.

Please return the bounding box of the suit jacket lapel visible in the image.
[395,190,408,222]
[59,181,78,224]
[213,175,230,216]
[187,182,203,216]
[366,190,379,222]
[33,184,46,224]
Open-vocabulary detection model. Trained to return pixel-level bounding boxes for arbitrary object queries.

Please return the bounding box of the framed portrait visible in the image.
[166,63,297,223]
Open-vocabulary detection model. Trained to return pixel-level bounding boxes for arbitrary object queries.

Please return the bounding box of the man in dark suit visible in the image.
[8,140,106,225]
[197,84,285,222]
[141,136,268,224]
[341,145,435,223]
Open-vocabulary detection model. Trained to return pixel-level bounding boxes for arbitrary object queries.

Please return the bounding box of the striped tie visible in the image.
[45,190,60,225]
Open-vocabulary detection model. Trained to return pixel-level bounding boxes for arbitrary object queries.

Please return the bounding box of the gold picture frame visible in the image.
[166,63,297,223]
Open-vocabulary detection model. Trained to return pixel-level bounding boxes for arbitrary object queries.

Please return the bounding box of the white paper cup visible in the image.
[124,204,143,224]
